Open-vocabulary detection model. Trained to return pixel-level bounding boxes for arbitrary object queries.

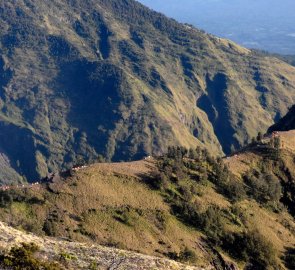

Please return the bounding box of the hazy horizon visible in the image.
[138,0,295,55]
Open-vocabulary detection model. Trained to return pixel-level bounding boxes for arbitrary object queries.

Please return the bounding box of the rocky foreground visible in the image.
[0,222,209,270]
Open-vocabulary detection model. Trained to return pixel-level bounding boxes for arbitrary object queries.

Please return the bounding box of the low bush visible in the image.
[221,180,247,202]
[0,242,62,270]
[172,199,226,244]
[222,230,279,269]
[244,171,282,204]
[179,247,197,263]
[113,208,134,226]
[43,219,58,237]
[156,146,282,267]
[166,247,197,264]
[60,252,77,261]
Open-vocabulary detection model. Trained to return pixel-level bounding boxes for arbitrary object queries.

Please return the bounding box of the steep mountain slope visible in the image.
[0,160,227,269]
[1,0,295,181]
[226,129,295,214]
[268,105,295,132]
[0,153,24,184]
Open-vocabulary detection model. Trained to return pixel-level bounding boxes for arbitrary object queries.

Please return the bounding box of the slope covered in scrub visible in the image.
[1,0,295,182]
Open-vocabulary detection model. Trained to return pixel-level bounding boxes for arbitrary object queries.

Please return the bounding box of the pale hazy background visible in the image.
[138,0,295,54]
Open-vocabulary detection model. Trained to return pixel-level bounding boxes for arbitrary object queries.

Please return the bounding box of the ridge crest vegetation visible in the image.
[0,135,294,269]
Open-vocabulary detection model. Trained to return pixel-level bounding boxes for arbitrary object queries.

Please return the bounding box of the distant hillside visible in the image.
[1,0,295,182]
[139,0,295,55]
[281,55,295,66]
[266,53,295,67]
[268,105,295,132]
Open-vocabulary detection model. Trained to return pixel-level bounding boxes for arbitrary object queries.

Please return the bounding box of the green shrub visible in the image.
[113,208,134,226]
[244,171,282,204]
[0,243,62,270]
[198,206,226,244]
[157,146,284,268]
[43,219,57,237]
[172,199,226,244]
[222,230,279,269]
[166,247,197,264]
[60,252,77,261]
[179,247,197,263]
[0,191,13,207]
[178,185,193,201]
[151,172,169,190]
[221,179,247,202]
[154,210,168,231]
[89,261,98,270]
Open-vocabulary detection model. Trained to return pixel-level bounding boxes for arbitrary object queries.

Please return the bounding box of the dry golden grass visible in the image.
[279,130,295,151]
[236,200,295,252]
[0,160,215,266]
[225,152,261,176]
[90,159,156,178]
[194,186,231,209]
[225,130,295,177]
[0,155,295,268]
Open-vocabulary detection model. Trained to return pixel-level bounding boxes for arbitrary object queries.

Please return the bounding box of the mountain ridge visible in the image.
[0,137,294,269]
[1,0,295,182]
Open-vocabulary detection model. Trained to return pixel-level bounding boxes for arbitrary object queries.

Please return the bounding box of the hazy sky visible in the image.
[137,0,295,54]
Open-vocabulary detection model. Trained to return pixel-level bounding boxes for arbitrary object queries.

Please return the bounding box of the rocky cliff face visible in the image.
[1,0,295,181]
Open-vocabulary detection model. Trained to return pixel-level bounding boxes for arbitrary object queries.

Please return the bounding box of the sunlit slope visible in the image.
[0,154,294,268]
[1,0,295,181]
[0,221,204,270]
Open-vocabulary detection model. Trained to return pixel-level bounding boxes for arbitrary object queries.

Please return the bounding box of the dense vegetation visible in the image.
[1,0,295,183]
[150,146,290,269]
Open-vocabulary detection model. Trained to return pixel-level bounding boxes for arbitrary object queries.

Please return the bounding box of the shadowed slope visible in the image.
[268,105,295,132]
[1,0,295,182]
